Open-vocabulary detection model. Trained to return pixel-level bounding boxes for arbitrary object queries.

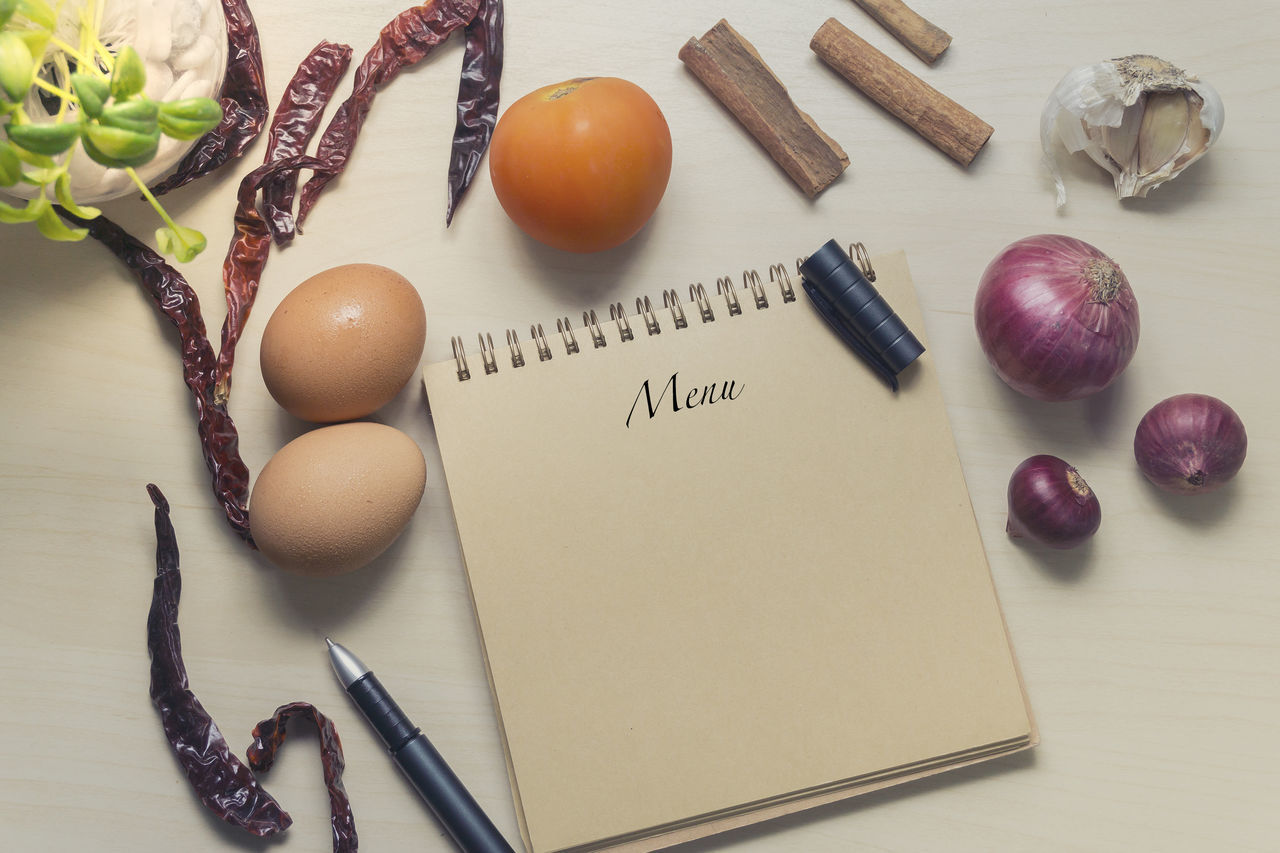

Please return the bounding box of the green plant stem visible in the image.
[53,53,72,119]
[47,36,99,75]
[126,165,189,245]
[91,39,113,72]
[32,76,75,104]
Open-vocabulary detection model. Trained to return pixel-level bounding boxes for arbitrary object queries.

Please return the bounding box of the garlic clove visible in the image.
[1041,54,1223,206]
[1097,94,1144,174]
[1136,91,1191,176]
[1173,93,1210,170]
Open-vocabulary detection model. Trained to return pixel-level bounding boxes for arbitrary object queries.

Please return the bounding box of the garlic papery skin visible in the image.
[1041,55,1224,207]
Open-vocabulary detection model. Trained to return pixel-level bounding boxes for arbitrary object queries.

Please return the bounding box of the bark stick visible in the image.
[680,20,849,198]
[851,0,952,65]
[811,18,992,166]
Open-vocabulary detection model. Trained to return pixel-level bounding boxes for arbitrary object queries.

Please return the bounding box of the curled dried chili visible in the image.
[296,0,481,229]
[145,484,291,835]
[248,702,358,853]
[64,0,502,541]
[58,208,253,542]
[214,154,331,402]
[262,41,354,245]
[150,0,269,196]
[446,0,503,225]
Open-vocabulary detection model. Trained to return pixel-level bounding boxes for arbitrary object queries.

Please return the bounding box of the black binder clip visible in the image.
[799,239,925,391]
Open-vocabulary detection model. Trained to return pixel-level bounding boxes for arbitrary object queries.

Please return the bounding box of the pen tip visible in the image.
[325,637,335,649]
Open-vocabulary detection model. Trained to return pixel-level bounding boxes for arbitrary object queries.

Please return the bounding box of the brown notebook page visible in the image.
[423,252,1033,853]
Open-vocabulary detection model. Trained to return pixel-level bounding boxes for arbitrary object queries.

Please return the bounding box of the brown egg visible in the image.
[260,263,426,423]
[249,422,427,576]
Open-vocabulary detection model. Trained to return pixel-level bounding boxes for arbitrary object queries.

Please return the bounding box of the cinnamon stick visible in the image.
[811,18,992,166]
[680,20,849,198]
[851,0,951,65]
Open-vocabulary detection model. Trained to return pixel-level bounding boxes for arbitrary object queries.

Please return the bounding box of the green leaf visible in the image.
[158,112,215,140]
[11,143,53,167]
[20,164,59,183]
[71,73,109,119]
[0,30,35,103]
[5,120,81,156]
[155,223,207,262]
[0,193,46,223]
[109,46,146,101]
[0,138,21,186]
[36,202,87,241]
[99,97,159,135]
[16,0,56,30]
[15,29,50,63]
[54,171,100,219]
[82,122,160,168]
[1,0,19,28]
[159,97,224,124]
[157,97,222,139]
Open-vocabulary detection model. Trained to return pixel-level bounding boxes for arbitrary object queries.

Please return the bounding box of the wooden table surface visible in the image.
[2,1,1276,851]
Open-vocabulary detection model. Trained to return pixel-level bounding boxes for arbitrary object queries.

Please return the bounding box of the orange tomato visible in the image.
[488,77,672,253]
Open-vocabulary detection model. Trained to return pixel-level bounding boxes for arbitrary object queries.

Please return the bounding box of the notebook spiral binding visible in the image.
[449,243,876,382]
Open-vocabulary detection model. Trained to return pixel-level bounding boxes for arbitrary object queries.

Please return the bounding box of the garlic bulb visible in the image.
[1041,55,1224,206]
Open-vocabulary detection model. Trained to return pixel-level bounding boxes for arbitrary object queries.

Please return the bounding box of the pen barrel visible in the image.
[396,735,515,853]
[347,672,419,751]
[800,239,924,373]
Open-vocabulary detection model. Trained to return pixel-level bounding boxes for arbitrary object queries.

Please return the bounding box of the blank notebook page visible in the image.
[423,252,1033,853]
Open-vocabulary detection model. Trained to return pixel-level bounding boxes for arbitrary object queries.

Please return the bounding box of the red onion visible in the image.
[1007,455,1101,549]
[975,235,1140,401]
[1134,394,1247,494]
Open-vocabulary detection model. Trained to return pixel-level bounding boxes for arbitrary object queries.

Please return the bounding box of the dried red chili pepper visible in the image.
[150,0,269,196]
[248,702,358,853]
[213,154,331,402]
[445,0,503,225]
[145,484,291,835]
[296,0,481,229]
[262,41,354,245]
[57,208,253,541]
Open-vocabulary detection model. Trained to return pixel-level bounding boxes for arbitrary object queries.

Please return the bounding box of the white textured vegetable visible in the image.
[1041,55,1223,207]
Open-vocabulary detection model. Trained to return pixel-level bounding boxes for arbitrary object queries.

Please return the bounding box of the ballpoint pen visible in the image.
[798,238,925,391]
[326,638,515,853]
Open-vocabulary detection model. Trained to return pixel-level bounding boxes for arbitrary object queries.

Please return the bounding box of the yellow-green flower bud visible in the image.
[82,122,160,168]
[0,31,35,103]
[5,121,82,156]
[109,46,146,101]
[71,73,110,119]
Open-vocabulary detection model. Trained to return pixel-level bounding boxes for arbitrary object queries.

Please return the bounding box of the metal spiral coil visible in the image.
[662,289,689,329]
[448,246,860,381]
[583,310,607,348]
[506,329,526,368]
[716,276,742,316]
[743,269,768,310]
[556,317,580,354]
[478,332,498,375]
[610,302,635,341]
[637,295,661,336]
[689,283,715,322]
[531,323,552,362]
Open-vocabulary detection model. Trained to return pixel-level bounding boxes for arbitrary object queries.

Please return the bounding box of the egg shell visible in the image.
[260,264,426,423]
[250,422,427,576]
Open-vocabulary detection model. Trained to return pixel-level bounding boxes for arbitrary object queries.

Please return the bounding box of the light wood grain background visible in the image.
[2,1,1276,851]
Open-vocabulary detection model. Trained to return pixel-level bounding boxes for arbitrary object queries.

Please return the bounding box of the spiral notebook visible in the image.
[422,250,1036,853]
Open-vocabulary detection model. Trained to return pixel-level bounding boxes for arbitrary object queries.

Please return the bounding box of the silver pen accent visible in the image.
[326,637,368,688]
[326,638,514,853]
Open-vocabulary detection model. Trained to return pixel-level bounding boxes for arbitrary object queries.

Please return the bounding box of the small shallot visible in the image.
[1007,455,1101,550]
[1134,394,1247,495]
